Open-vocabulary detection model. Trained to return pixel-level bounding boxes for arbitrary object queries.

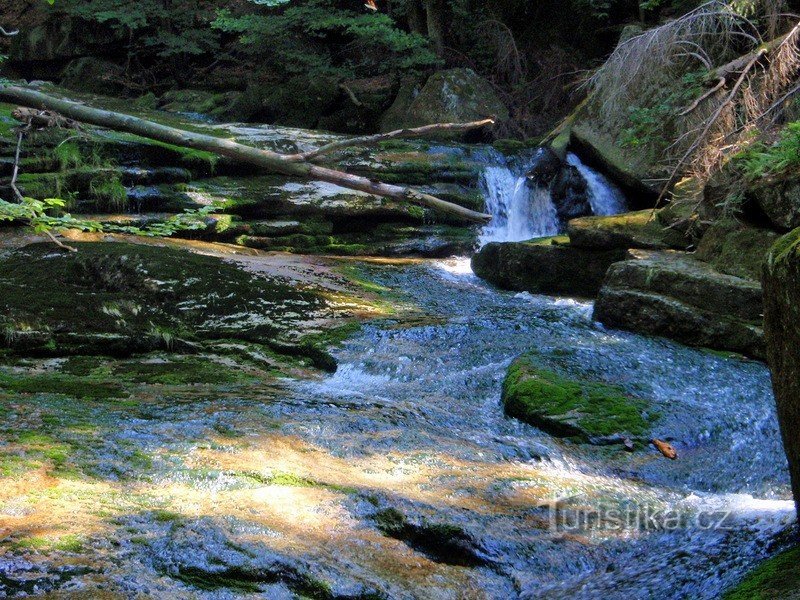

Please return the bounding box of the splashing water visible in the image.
[478,164,560,246]
[479,151,630,246]
[567,152,628,216]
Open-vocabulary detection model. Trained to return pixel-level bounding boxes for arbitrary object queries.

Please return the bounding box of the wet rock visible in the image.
[525,146,563,187]
[567,210,692,251]
[0,241,332,364]
[695,221,780,280]
[763,229,800,513]
[502,354,654,444]
[551,165,591,222]
[158,89,238,118]
[594,252,765,358]
[373,508,491,567]
[139,516,381,598]
[225,75,339,127]
[379,68,508,135]
[471,237,631,298]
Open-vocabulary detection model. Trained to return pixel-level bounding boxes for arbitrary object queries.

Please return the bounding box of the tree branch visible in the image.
[288,118,496,162]
[0,86,492,223]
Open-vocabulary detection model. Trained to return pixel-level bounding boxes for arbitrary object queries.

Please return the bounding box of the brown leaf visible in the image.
[651,438,678,460]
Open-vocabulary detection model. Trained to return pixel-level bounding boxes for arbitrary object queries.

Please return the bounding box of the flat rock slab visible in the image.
[567,210,691,251]
[594,251,765,358]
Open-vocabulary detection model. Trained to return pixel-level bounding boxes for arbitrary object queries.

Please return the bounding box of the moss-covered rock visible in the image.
[695,221,780,281]
[594,252,765,358]
[502,354,655,443]
[723,546,800,600]
[747,178,800,231]
[0,241,334,367]
[567,210,691,251]
[379,68,508,135]
[763,228,800,514]
[471,237,630,298]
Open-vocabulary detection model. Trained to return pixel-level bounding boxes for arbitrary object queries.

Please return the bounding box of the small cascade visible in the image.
[477,150,629,247]
[566,152,627,216]
[478,162,559,246]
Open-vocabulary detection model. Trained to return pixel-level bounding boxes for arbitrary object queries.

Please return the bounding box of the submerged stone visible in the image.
[0,241,334,366]
[502,354,655,444]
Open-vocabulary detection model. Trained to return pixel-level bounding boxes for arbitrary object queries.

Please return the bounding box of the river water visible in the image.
[283,256,793,598]
[2,123,790,598]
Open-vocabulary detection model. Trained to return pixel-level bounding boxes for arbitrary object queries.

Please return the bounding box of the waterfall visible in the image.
[478,163,559,246]
[566,152,627,216]
[477,150,629,247]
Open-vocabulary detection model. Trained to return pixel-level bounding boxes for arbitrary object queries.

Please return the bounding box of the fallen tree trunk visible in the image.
[0,85,492,223]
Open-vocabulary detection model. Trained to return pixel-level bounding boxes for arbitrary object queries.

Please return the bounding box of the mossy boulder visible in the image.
[567,210,691,251]
[158,89,238,118]
[471,237,631,298]
[502,355,655,444]
[594,252,765,358]
[0,241,333,367]
[747,178,800,231]
[379,68,508,134]
[225,76,339,127]
[763,229,800,514]
[723,546,800,600]
[695,221,781,281]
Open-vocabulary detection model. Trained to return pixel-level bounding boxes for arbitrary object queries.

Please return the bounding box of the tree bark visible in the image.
[0,86,492,223]
[424,0,447,56]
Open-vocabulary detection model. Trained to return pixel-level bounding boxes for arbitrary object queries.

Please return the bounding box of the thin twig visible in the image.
[287,118,495,162]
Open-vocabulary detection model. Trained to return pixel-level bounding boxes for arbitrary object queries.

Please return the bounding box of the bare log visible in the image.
[0,86,492,223]
[289,118,496,161]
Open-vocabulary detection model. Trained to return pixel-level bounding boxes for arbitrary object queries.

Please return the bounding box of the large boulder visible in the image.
[379,68,508,134]
[747,178,800,231]
[763,228,800,513]
[594,252,765,358]
[10,18,123,79]
[567,210,692,251]
[60,57,125,96]
[471,237,631,298]
[225,76,339,127]
[694,221,781,281]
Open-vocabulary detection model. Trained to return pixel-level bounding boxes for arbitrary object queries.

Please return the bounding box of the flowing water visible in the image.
[478,151,628,245]
[2,126,792,598]
[286,258,793,598]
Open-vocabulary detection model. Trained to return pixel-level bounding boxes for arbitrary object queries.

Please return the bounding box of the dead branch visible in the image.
[9,128,77,252]
[680,77,726,116]
[659,49,765,204]
[0,86,491,223]
[338,83,363,107]
[288,118,495,162]
[12,107,81,130]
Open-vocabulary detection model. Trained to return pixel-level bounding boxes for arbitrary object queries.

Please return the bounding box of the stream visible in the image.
[1,123,796,599]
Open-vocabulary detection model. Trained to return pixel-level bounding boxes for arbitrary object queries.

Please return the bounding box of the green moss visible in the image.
[12,534,84,553]
[724,547,800,600]
[0,372,126,400]
[112,356,246,385]
[502,355,655,441]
